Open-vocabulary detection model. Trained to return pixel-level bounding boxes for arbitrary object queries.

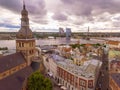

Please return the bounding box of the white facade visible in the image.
[43,53,102,90]
[43,54,57,78]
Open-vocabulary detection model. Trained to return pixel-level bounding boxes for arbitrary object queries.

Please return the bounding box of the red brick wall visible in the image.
[88,80,93,88]
[79,78,87,88]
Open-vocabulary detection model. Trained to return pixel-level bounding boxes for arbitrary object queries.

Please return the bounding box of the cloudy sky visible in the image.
[0,0,120,32]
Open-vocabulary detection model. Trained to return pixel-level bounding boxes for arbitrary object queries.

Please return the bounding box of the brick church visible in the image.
[0,2,38,90]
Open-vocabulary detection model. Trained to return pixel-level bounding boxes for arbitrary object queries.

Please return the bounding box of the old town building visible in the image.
[43,53,102,90]
[16,1,35,65]
[0,2,37,90]
[107,40,120,49]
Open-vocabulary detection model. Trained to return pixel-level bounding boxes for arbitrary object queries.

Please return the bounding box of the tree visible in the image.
[70,44,80,49]
[43,78,53,90]
[27,71,52,90]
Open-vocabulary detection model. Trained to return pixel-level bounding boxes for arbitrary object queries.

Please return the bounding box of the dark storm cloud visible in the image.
[59,0,120,24]
[0,0,47,24]
[31,16,48,24]
[25,0,47,24]
[26,0,47,16]
[0,0,21,13]
[60,0,120,15]
[52,13,68,21]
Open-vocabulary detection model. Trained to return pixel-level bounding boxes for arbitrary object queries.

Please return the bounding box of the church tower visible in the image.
[16,1,35,65]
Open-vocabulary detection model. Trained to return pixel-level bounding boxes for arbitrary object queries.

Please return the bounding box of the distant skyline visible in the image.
[0,0,120,32]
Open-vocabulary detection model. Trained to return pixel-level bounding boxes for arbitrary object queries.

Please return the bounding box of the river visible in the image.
[0,38,78,50]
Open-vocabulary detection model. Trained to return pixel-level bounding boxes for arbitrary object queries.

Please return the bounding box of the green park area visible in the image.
[109,50,120,59]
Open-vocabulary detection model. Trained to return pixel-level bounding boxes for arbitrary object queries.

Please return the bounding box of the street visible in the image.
[95,52,109,90]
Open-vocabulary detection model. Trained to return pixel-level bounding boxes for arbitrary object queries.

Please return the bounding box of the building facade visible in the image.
[43,54,58,78]
[43,53,102,90]
[66,28,71,41]
[57,66,94,90]
[59,27,64,36]
[0,2,36,90]
[16,3,35,65]
[107,40,120,49]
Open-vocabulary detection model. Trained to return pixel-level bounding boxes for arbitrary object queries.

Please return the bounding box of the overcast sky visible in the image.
[0,0,120,32]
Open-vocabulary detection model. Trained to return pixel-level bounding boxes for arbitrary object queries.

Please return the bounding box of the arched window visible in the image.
[19,42,21,47]
[29,50,31,54]
[22,43,24,47]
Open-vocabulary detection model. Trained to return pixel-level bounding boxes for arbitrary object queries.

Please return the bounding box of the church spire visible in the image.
[23,0,26,10]
[16,0,33,39]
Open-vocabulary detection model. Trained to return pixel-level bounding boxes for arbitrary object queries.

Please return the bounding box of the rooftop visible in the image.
[50,54,102,78]
[0,66,33,90]
[107,41,119,45]
[110,60,120,64]
[111,73,120,87]
[2,49,16,56]
[0,52,26,73]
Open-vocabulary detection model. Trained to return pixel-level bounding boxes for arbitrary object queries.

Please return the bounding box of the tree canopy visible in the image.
[27,71,52,90]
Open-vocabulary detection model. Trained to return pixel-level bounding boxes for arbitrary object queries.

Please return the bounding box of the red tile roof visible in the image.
[107,41,119,45]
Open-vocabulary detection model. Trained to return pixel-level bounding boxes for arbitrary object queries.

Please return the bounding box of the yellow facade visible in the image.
[16,39,35,65]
